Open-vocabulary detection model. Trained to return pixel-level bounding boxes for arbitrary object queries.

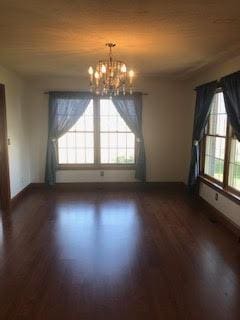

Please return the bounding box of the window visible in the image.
[203,92,227,182]
[100,99,135,164]
[58,100,94,164]
[228,138,240,191]
[201,90,240,196]
[58,98,135,168]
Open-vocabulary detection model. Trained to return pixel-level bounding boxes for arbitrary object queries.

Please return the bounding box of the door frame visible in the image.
[0,84,11,211]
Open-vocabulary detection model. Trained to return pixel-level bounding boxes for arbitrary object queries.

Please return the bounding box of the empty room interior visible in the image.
[0,0,240,319]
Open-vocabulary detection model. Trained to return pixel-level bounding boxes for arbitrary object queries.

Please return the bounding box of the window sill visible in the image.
[199,175,240,205]
[57,164,136,171]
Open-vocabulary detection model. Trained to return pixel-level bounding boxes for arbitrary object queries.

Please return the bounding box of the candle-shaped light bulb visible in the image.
[94,71,100,79]
[121,64,127,73]
[101,64,106,73]
[129,70,134,85]
[88,66,94,75]
[129,70,134,78]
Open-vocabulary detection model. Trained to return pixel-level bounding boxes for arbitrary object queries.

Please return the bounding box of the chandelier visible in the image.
[88,43,135,96]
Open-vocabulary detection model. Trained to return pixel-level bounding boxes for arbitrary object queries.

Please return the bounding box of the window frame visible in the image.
[227,134,240,198]
[200,89,240,201]
[57,96,136,170]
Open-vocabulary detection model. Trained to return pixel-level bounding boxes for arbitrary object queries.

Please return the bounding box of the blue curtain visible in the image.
[221,71,240,141]
[45,92,91,185]
[188,81,218,191]
[112,93,146,181]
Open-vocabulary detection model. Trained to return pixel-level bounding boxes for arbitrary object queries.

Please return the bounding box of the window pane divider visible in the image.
[69,131,94,133]
[223,120,231,189]
[94,97,100,165]
[204,155,225,161]
[100,131,131,133]
[205,133,227,138]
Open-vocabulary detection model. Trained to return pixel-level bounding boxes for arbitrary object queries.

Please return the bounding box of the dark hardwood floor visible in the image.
[0,186,240,319]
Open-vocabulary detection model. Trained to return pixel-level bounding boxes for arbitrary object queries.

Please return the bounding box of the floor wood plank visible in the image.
[0,187,240,319]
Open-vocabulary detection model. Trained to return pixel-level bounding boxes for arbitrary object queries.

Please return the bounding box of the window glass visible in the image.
[204,92,227,182]
[228,139,240,191]
[204,137,225,181]
[100,99,135,164]
[58,100,94,164]
[208,92,227,136]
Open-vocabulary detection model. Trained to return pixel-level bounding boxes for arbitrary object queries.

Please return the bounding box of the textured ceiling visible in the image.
[0,0,240,78]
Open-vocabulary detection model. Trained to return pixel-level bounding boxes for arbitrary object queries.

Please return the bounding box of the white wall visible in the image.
[26,75,193,183]
[200,183,240,227]
[56,170,136,183]
[187,54,240,226]
[0,65,31,197]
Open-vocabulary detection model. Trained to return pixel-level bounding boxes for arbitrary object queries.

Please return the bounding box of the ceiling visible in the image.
[0,0,240,78]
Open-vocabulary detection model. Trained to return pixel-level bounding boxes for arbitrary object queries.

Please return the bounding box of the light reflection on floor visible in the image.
[55,200,141,282]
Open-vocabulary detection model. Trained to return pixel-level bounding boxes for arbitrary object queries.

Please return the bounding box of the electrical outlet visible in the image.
[215,193,218,201]
[100,171,104,177]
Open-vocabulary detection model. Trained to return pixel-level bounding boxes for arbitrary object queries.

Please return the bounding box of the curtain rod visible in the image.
[194,80,222,91]
[43,91,148,95]
[194,82,222,91]
[194,70,240,91]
